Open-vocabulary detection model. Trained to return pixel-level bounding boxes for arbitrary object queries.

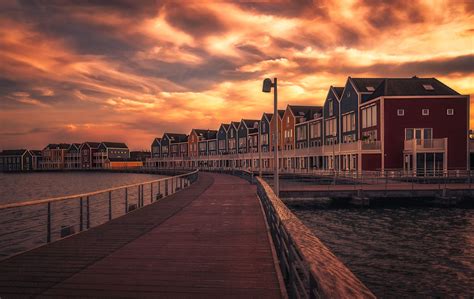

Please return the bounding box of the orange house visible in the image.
[269,110,284,152]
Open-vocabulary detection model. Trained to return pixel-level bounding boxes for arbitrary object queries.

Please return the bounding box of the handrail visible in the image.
[0,169,199,210]
[255,176,375,298]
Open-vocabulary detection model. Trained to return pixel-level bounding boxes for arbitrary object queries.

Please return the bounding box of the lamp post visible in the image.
[262,78,279,197]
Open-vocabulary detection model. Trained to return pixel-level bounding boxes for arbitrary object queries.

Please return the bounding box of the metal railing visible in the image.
[255,176,375,298]
[0,169,199,261]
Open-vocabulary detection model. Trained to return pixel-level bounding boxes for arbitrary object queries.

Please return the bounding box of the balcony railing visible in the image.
[361,140,381,151]
[404,138,446,152]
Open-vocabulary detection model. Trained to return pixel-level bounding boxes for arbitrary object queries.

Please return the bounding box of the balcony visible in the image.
[361,140,381,151]
[404,138,446,152]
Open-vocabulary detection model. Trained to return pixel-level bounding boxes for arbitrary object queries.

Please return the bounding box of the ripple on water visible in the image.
[289,206,474,297]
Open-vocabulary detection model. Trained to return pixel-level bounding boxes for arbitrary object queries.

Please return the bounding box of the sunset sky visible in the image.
[0,0,473,150]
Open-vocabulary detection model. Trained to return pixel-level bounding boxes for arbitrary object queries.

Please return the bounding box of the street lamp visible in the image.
[262,78,279,197]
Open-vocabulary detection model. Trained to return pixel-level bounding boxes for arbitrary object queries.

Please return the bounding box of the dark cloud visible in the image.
[237,0,328,19]
[164,4,228,37]
[362,0,425,29]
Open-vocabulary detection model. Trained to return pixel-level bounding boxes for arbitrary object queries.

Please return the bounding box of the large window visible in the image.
[325,118,336,136]
[218,139,226,149]
[261,134,269,145]
[199,142,206,151]
[328,99,333,116]
[239,137,246,148]
[296,125,307,141]
[362,105,377,129]
[310,122,321,138]
[209,141,216,150]
[342,112,356,133]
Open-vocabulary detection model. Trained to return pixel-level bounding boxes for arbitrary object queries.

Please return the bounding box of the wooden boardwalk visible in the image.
[0,173,284,298]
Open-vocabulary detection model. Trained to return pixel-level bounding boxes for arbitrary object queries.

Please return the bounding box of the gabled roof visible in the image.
[101,142,128,149]
[332,87,344,99]
[30,150,42,156]
[1,149,28,156]
[365,77,461,103]
[230,121,240,129]
[262,112,273,122]
[151,138,161,146]
[164,133,188,143]
[81,142,101,149]
[68,143,81,151]
[288,105,323,121]
[219,123,230,131]
[241,119,260,129]
[349,77,386,93]
[278,109,285,118]
[193,129,218,140]
[45,143,71,150]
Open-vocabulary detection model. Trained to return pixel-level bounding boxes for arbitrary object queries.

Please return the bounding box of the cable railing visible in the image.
[0,169,199,261]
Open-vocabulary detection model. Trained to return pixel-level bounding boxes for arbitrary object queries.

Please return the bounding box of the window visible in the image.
[397,109,404,116]
[287,117,290,124]
[261,134,269,145]
[328,99,333,116]
[447,109,454,115]
[342,112,356,133]
[362,105,377,128]
[422,109,429,116]
[310,122,321,138]
[405,128,414,140]
[262,123,266,132]
[219,139,225,149]
[325,118,336,136]
[423,84,434,90]
[199,143,206,151]
[366,86,375,91]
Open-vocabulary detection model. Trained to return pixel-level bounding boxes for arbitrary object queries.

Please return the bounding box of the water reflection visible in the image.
[288,204,474,297]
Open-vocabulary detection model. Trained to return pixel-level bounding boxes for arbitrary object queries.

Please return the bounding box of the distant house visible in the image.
[95,142,129,168]
[42,143,70,169]
[227,122,240,155]
[65,143,81,169]
[80,142,100,169]
[161,133,188,158]
[0,149,33,171]
[130,151,151,162]
[217,124,230,155]
[237,119,259,154]
[151,138,161,158]
[269,110,285,152]
[30,150,42,170]
[260,113,272,153]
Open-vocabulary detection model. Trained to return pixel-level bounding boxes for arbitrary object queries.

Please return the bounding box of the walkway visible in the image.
[0,173,283,298]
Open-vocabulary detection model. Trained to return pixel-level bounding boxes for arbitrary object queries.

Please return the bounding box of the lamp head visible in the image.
[262,78,273,93]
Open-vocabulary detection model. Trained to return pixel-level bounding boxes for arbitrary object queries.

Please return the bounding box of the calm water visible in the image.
[288,204,474,297]
[0,172,169,259]
[0,172,165,204]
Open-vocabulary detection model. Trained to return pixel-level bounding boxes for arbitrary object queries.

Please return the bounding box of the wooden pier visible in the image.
[0,173,284,298]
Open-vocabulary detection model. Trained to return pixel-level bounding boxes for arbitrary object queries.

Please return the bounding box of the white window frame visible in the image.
[397,109,404,116]
[447,109,454,115]
[422,109,429,116]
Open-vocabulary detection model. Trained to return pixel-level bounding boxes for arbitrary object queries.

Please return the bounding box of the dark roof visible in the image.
[332,87,344,99]
[231,121,240,129]
[164,133,188,143]
[82,142,101,149]
[241,119,260,129]
[365,77,461,103]
[349,77,386,93]
[30,150,42,156]
[262,112,273,121]
[278,110,285,118]
[68,143,80,150]
[220,123,230,131]
[289,105,323,121]
[193,129,217,140]
[101,142,128,149]
[45,143,71,150]
[1,149,28,156]
[151,138,161,146]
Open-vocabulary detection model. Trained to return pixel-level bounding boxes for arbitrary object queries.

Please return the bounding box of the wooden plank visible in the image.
[0,173,283,298]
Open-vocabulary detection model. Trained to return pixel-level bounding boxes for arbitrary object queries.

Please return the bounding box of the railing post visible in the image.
[79,197,83,232]
[158,181,161,197]
[86,196,90,229]
[125,187,128,213]
[165,179,169,196]
[47,202,51,243]
[108,191,112,221]
[150,182,153,203]
[138,185,141,207]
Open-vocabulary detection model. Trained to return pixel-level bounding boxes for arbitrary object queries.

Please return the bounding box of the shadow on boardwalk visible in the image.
[0,173,284,298]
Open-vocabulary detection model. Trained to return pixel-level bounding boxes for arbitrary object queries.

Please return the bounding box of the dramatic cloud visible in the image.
[0,0,473,150]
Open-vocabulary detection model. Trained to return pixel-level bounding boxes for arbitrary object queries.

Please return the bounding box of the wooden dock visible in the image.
[0,173,284,298]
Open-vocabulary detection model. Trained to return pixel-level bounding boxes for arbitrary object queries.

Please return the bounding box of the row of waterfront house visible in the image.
[0,142,149,172]
[147,76,472,175]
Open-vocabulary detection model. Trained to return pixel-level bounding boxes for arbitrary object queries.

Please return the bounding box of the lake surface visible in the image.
[0,172,165,204]
[0,171,170,259]
[288,204,474,297]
